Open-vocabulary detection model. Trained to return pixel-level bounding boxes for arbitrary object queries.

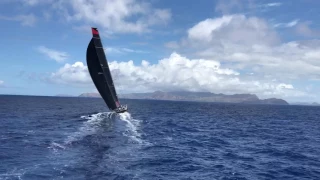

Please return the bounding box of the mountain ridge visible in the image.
[290,102,320,106]
[78,91,289,105]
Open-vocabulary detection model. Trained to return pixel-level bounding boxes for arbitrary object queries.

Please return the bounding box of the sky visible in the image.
[0,0,320,103]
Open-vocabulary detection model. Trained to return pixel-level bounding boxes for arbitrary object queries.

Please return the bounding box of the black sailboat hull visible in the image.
[86,27,127,113]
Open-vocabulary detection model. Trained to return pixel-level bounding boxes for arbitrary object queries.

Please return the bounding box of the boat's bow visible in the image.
[114,104,128,113]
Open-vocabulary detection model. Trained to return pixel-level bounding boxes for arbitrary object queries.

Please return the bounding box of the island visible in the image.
[78,93,101,98]
[290,102,320,106]
[78,91,289,105]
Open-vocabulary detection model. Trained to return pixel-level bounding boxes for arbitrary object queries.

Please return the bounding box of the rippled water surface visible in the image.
[0,95,320,180]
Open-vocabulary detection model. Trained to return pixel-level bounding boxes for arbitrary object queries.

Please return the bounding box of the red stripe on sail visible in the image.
[116,101,120,107]
[92,28,99,35]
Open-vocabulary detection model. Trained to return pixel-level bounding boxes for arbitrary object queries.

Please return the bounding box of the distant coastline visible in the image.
[78,91,291,105]
[1,93,319,106]
[55,94,75,97]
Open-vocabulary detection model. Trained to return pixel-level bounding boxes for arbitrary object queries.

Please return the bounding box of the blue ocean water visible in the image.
[0,95,320,180]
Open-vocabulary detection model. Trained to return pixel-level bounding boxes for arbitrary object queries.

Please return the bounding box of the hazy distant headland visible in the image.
[290,102,320,106]
[55,94,75,97]
[78,91,290,105]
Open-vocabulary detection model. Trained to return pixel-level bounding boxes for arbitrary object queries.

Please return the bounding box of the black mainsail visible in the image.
[86,27,127,113]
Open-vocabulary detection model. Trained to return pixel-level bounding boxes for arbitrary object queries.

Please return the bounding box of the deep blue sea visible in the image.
[0,95,320,180]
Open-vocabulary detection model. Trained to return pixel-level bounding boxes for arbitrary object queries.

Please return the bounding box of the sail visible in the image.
[86,27,121,110]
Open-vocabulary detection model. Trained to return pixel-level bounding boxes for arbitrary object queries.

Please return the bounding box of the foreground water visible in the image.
[0,95,319,180]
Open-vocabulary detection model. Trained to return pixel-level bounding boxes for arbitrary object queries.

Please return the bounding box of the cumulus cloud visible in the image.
[196,40,320,79]
[0,14,36,26]
[19,0,171,34]
[48,52,305,99]
[186,14,279,47]
[172,15,320,82]
[50,0,171,34]
[145,13,320,101]
[49,62,91,85]
[37,46,69,63]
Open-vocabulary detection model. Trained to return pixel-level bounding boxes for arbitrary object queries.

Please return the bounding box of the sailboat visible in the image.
[86,27,128,113]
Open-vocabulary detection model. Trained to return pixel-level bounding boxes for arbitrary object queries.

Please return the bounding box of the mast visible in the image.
[86,27,121,110]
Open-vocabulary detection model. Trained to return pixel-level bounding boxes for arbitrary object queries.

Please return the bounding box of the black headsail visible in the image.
[86,27,121,111]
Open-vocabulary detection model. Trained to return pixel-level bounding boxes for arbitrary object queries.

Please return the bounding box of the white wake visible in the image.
[64,112,116,145]
[58,111,145,146]
[118,112,143,144]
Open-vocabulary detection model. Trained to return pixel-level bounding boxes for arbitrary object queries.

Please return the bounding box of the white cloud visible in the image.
[277,83,293,89]
[0,14,36,26]
[264,2,282,7]
[48,52,306,100]
[19,0,171,34]
[49,62,91,84]
[274,19,299,28]
[37,46,69,63]
[104,47,148,54]
[194,40,320,81]
[51,0,171,34]
[287,19,299,27]
[45,13,318,101]
[144,14,320,101]
[187,16,233,42]
[146,9,171,26]
[175,15,320,82]
[186,14,279,47]
[214,0,282,15]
